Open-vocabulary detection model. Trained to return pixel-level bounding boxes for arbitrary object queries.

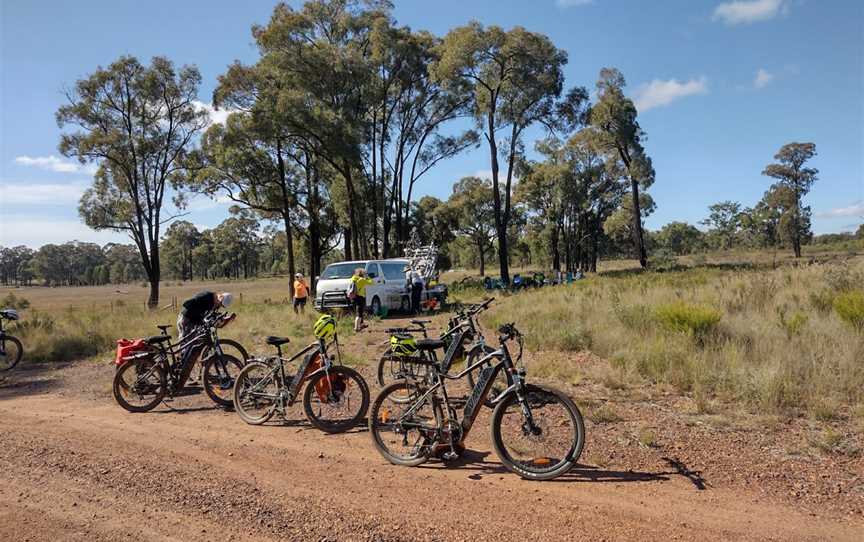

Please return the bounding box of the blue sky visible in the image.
[1,0,862,248]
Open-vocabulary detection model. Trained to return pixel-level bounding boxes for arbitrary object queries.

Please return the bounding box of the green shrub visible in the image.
[1,292,30,310]
[654,301,722,337]
[833,290,864,330]
[776,306,808,337]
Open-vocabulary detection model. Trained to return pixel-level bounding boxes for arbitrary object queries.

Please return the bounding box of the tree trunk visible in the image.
[487,110,509,283]
[629,177,648,268]
[343,226,353,260]
[276,143,296,299]
[551,223,561,272]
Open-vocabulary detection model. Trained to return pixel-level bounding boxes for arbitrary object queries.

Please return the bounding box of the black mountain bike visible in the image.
[369,322,585,480]
[233,334,369,433]
[112,312,245,412]
[0,309,23,372]
[376,299,509,407]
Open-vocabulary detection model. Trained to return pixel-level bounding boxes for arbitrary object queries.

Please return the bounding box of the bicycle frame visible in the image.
[396,338,524,445]
[245,339,339,414]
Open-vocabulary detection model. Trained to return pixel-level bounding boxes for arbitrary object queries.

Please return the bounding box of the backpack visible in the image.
[346,279,357,300]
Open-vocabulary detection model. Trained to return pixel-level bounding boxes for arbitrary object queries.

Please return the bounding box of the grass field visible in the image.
[3,246,863,420]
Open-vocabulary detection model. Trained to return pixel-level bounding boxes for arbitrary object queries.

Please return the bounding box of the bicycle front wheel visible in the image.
[369,381,442,467]
[202,354,244,408]
[0,335,23,371]
[303,366,369,433]
[233,361,278,425]
[491,384,585,480]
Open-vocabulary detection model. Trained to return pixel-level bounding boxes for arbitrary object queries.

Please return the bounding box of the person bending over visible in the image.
[177,291,233,340]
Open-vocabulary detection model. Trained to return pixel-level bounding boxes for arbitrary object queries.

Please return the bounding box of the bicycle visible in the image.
[375,298,510,407]
[232,315,369,434]
[112,312,245,412]
[369,322,585,480]
[0,309,23,372]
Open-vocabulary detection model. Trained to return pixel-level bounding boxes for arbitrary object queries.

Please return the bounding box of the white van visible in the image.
[314,259,414,315]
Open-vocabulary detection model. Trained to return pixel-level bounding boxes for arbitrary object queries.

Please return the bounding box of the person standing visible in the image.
[349,268,374,332]
[405,266,425,314]
[293,273,309,315]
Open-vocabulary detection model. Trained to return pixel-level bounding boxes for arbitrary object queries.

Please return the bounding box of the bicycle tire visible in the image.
[490,384,585,481]
[113,359,166,413]
[233,361,278,425]
[368,381,442,467]
[0,335,23,372]
[217,339,249,362]
[202,354,244,408]
[303,365,369,433]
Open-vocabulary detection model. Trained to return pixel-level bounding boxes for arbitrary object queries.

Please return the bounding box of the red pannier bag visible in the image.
[114,338,149,366]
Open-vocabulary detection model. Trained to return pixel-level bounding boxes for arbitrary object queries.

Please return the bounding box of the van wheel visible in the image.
[371,296,382,316]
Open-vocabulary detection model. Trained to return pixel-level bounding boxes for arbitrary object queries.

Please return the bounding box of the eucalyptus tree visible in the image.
[588,68,654,268]
[58,55,208,307]
[365,22,477,256]
[446,176,496,276]
[762,142,818,258]
[187,109,302,295]
[433,22,573,282]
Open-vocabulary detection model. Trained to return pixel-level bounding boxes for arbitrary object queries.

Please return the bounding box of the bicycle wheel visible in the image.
[0,335,23,372]
[376,349,432,403]
[303,366,369,433]
[113,358,166,413]
[217,339,249,362]
[202,354,244,408]
[233,361,279,425]
[465,344,511,408]
[369,381,442,467]
[491,384,584,481]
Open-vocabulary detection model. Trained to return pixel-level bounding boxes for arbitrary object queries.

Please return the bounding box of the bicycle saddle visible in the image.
[410,319,432,325]
[415,338,446,351]
[145,335,171,344]
[266,336,291,346]
[156,324,171,334]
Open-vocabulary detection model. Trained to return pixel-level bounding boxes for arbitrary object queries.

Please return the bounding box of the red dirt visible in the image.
[1,321,861,541]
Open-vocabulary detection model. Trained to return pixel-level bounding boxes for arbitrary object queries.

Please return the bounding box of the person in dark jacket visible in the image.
[176,291,234,339]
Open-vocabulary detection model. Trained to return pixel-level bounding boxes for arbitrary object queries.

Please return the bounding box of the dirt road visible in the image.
[1,358,861,541]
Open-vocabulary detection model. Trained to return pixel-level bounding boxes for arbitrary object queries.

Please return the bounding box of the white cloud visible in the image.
[556,0,593,7]
[0,217,128,247]
[713,0,786,25]
[754,68,774,89]
[633,77,708,112]
[816,201,864,219]
[0,181,88,205]
[13,155,96,174]
[193,100,232,126]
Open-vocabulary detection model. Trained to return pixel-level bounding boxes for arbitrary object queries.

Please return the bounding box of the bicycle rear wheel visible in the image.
[369,382,442,467]
[303,366,369,433]
[113,358,166,413]
[202,354,244,408]
[233,361,278,425]
[491,384,584,480]
[0,335,23,371]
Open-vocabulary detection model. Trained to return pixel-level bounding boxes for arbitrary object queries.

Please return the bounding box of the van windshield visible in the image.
[320,263,359,280]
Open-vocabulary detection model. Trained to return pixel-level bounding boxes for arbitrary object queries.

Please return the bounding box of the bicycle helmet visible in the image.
[390,333,418,356]
[313,314,337,341]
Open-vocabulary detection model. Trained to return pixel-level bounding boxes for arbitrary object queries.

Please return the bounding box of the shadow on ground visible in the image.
[0,361,70,401]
